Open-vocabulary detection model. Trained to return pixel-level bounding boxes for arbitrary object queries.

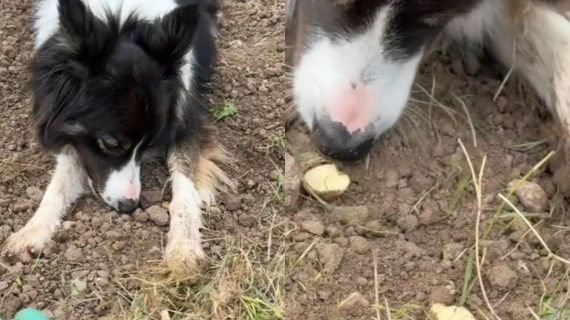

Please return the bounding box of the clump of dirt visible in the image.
[285,46,570,319]
[0,0,285,319]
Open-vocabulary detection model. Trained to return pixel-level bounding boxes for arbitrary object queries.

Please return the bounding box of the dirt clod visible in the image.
[429,287,455,305]
[317,243,344,273]
[396,214,418,232]
[146,205,169,226]
[64,245,84,263]
[508,180,548,212]
[132,209,149,223]
[349,236,370,254]
[301,220,324,236]
[331,206,370,225]
[339,292,370,317]
[140,190,162,209]
[488,263,518,290]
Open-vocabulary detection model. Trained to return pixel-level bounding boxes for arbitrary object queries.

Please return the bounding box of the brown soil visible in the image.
[285,46,570,319]
[0,0,285,319]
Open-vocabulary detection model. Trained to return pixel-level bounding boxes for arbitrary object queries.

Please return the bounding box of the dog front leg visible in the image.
[2,150,86,262]
[164,128,234,275]
[447,0,570,136]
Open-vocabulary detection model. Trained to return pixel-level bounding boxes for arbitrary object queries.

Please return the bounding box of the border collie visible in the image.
[2,0,234,273]
[286,0,570,162]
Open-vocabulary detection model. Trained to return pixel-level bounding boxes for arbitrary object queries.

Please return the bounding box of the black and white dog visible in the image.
[2,0,234,273]
[286,0,570,162]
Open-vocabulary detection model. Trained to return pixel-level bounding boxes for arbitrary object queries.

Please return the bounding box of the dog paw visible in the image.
[164,237,207,275]
[2,224,51,263]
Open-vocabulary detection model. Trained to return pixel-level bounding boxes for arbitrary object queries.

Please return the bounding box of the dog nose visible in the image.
[118,199,139,213]
[313,123,374,162]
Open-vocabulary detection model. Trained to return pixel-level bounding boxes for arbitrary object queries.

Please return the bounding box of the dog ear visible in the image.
[33,73,86,151]
[134,4,201,64]
[57,0,112,62]
[57,0,96,38]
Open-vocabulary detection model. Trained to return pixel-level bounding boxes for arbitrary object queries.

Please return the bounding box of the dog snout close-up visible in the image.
[287,0,570,162]
[285,0,570,319]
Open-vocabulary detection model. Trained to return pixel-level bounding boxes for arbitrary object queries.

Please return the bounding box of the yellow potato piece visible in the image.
[430,304,476,320]
[303,164,350,200]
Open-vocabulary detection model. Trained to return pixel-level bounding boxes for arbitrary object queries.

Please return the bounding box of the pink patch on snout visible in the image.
[324,83,373,134]
[124,183,138,200]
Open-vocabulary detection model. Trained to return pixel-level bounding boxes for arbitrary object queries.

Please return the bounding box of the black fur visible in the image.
[30,0,218,193]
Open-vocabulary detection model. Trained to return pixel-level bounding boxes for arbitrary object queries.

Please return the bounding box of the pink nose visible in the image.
[324,83,372,133]
[124,183,138,200]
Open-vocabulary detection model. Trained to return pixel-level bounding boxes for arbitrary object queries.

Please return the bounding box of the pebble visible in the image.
[385,169,399,188]
[301,220,324,236]
[25,186,43,202]
[340,292,370,315]
[396,214,418,232]
[146,205,169,226]
[331,206,370,225]
[13,201,33,213]
[488,263,518,290]
[349,236,371,254]
[140,190,162,209]
[225,196,241,211]
[429,286,455,305]
[325,226,341,237]
[132,209,149,222]
[316,243,344,273]
[508,180,548,212]
[64,245,84,263]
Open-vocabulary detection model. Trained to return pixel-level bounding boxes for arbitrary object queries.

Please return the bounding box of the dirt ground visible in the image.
[285,45,570,318]
[0,0,285,319]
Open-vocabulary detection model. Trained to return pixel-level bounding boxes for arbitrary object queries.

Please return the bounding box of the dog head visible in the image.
[31,0,203,212]
[286,0,479,161]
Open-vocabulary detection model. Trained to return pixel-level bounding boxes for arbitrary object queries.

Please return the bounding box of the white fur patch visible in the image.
[293,5,423,136]
[3,151,86,255]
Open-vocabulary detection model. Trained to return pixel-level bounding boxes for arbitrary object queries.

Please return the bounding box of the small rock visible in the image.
[325,226,341,237]
[25,186,43,202]
[146,205,169,226]
[317,243,344,273]
[225,196,241,211]
[349,236,370,254]
[430,287,455,305]
[0,198,10,207]
[488,263,518,290]
[96,277,109,287]
[301,220,324,236]
[331,206,370,225]
[508,180,548,212]
[64,245,84,263]
[140,190,162,209]
[340,292,370,316]
[13,201,33,213]
[132,209,149,222]
[385,169,399,188]
[396,215,418,232]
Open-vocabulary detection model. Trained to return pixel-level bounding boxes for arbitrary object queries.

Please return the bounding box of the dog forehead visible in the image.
[299,0,479,32]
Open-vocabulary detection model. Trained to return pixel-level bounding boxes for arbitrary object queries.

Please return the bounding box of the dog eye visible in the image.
[97,135,129,156]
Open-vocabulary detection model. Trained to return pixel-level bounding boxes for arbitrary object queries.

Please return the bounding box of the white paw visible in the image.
[164,237,206,275]
[2,223,53,263]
